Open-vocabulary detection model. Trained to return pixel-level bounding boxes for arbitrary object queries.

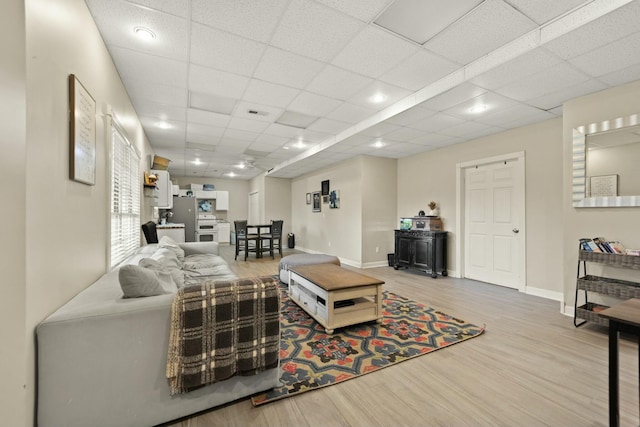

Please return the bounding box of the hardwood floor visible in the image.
[167,245,639,427]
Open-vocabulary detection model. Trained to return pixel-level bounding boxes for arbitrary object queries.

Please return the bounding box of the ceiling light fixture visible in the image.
[235,163,246,169]
[370,93,387,104]
[227,172,236,177]
[372,139,385,148]
[469,104,489,114]
[133,26,156,41]
[155,121,172,129]
[193,159,201,165]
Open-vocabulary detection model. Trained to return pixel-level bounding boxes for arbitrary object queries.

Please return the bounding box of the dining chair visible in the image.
[260,220,284,259]
[141,221,158,244]
[234,220,258,261]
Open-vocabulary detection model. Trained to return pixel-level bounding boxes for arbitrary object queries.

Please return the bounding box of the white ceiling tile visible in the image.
[358,122,403,138]
[86,0,189,60]
[419,83,487,111]
[306,118,352,134]
[543,1,640,60]
[306,65,374,100]
[474,103,554,127]
[270,0,364,62]
[222,128,260,142]
[187,108,231,128]
[346,81,412,109]
[384,127,427,142]
[504,0,588,25]
[187,122,226,139]
[470,48,562,90]
[242,80,301,108]
[326,102,378,124]
[332,26,418,78]
[263,123,308,139]
[599,62,640,87]
[424,0,537,65]
[191,0,289,43]
[409,113,466,133]
[494,61,591,101]
[442,91,520,119]
[385,106,437,126]
[379,50,459,91]
[497,109,559,130]
[232,101,284,123]
[525,78,607,110]
[190,23,266,76]
[254,133,290,145]
[126,0,190,18]
[109,46,188,87]
[186,132,220,146]
[227,117,271,134]
[132,99,186,122]
[439,120,495,138]
[569,31,640,78]
[188,65,250,99]
[253,47,325,89]
[287,91,343,117]
[123,78,188,107]
[314,0,392,22]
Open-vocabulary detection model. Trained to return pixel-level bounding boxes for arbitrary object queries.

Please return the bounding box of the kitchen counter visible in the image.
[156,223,186,242]
[156,223,185,229]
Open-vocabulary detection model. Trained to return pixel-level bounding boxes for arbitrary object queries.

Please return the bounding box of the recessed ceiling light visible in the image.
[155,121,172,129]
[469,104,489,114]
[133,26,156,41]
[227,172,236,177]
[235,163,246,169]
[193,159,201,165]
[370,93,387,104]
[294,140,306,149]
[371,139,386,148]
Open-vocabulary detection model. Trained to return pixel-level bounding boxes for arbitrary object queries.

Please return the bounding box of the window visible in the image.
[110,118,141,267]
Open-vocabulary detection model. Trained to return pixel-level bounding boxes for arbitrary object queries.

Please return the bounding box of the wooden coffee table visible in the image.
[288,263,384,334]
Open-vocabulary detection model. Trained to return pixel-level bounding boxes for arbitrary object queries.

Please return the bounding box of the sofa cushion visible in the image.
[159,236,186,261]
[183,264,238,286]
[140,258,185,289]
[119,264,178,298]
[182,254,228,270]
[150,248,182,269]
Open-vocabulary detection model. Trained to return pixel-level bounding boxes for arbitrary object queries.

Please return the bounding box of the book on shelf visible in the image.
[609,241,627,254]
[579,238,601,252]
[593,237,613,253]
[626,249,640,256]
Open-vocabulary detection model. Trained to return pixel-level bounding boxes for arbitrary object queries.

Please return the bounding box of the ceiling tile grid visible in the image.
[83,0,640,179]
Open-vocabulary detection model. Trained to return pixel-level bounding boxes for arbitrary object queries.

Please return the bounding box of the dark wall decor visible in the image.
[321,180,330,195]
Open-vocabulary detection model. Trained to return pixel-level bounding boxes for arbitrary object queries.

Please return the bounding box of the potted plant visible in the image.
[428,201,439,217]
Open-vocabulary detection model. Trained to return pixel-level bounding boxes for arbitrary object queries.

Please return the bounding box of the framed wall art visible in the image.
[321,180,330,195]
[329,190,340,209]
[306,193,311,204]
[68,74,96,185]
[312,191,321,212]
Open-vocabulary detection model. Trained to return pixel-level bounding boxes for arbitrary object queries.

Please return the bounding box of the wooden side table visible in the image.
[600,298,640,427]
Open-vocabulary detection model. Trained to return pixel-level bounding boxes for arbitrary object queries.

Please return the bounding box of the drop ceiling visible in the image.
[84,0,640,179]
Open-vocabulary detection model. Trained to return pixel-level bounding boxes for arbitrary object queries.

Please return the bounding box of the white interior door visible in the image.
[464,158,524,289]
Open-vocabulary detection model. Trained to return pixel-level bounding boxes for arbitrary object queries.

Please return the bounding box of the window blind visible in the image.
[110,119,140,267]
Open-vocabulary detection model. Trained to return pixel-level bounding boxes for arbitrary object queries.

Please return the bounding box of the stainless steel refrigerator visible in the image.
[170,197,197,242]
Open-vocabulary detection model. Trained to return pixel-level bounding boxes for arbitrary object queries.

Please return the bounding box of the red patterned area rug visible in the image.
[251,283,484,406]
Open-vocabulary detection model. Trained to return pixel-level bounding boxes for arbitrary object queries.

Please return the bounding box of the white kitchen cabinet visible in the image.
[151,169,172,209]
[217,222,230,243]
[215,191,229,210]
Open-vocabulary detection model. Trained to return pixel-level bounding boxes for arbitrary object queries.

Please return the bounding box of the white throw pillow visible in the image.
[150,247,182,269]
[158,236,185,261]
[119,263,178,298]
[140,258,185,289]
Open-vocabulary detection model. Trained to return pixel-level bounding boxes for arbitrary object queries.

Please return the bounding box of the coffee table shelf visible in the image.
[288,264,384,334]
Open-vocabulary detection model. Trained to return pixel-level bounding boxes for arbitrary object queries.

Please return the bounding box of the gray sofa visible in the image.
[36,241,280,427]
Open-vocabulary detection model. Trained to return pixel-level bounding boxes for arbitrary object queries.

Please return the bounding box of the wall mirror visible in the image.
[572,113,640,207]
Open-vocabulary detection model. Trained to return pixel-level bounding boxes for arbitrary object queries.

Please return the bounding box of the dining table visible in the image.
[247,224,272,258]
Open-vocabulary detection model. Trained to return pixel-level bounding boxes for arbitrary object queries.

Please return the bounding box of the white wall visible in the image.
[265,176,293,238]
[397,118,564,295]
[0,0,27,424]
[562,79,640,308]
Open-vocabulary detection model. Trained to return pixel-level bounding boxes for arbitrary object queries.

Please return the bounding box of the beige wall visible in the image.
[361,157,397,266]
[1,0,155,425]
[291,156,397,266]
[265,177,293,238]
[0,0,27,424]
[398,118,564,295]
[563,79,640,307]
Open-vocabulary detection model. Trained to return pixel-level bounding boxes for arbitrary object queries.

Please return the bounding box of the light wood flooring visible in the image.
[166,245,639,427]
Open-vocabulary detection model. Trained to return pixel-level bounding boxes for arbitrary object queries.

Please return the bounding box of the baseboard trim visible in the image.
[525,286,563,302]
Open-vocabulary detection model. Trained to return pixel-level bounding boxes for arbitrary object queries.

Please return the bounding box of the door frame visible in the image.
[455,151,526,292]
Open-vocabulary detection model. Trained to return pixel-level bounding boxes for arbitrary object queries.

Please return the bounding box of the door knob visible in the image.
[512,228,520,234]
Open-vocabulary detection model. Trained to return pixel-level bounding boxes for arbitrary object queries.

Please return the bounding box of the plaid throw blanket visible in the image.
[167,276,280,395]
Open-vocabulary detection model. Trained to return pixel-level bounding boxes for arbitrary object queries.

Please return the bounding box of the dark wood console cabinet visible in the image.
[394,230,447,278]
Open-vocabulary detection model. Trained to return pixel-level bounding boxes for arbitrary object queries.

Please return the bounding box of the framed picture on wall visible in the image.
[321,180,330,195]
[306,193,311,204]
[312,191,321,212]
[68,74,96,185]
